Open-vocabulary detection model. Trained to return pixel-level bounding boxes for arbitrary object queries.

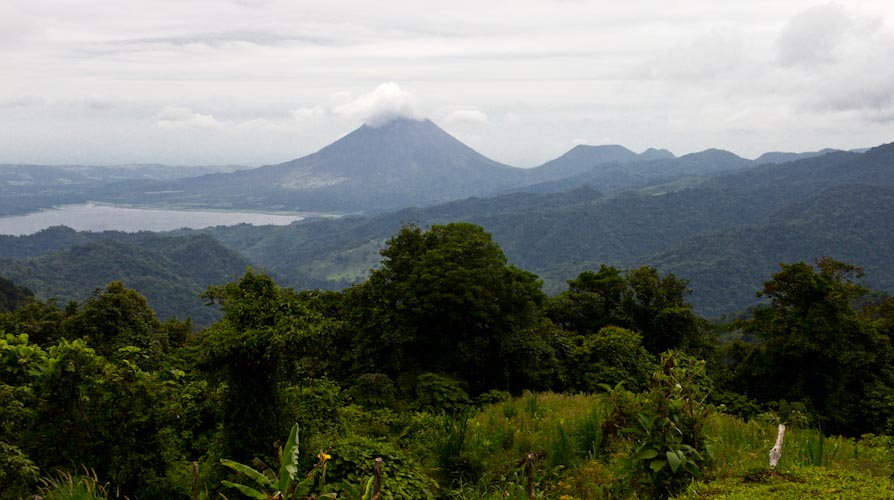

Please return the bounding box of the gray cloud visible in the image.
[0,95,45,108]
[775,3,853,66]
[3,0,894,165]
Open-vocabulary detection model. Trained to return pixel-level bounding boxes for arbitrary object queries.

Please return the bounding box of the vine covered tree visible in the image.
[742,258,894,434]
[345,223,556,394]
[547,265,708,356]
[199,269,333,463]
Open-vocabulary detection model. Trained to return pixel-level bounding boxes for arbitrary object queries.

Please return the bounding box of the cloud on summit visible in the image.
[292,82,423,127]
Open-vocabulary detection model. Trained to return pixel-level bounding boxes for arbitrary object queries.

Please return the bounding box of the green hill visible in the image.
[0,233,252,324]
[193,143,894,317]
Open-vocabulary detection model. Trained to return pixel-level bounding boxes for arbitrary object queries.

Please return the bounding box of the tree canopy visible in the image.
[345,223,555,393]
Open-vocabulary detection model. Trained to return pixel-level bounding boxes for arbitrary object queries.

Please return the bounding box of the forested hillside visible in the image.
[4,143,892,319]
[0,275,32,313]
[3,223,894,500]
[186,143,894,316]
[0,232,253,323]
[517,148,751,195]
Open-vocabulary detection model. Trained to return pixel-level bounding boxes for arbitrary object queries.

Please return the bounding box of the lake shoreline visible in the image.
[0,202,339,236]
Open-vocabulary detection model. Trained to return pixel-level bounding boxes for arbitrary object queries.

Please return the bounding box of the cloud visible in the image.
[155,106,222,129]
[0,4,38,49]
[775,3,854,66]
[443,109,490,126]
[502,112,521,125]
[633,28,747,81]
[331,82,422,126]
[772,4,894,121]
[0,95,44,109]
[290,82,423,127]
[290,105,327,120]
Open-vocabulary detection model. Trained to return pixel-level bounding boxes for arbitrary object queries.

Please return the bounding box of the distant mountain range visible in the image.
[95,119,526,212]
[0,163,250,216]
[184,141,894,317]
[2,117,890,319]
[2,117,862,216]
[88,118,779,213]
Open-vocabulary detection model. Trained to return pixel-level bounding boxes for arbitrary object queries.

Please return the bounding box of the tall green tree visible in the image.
[0,276,32,313]
[198,269,331,464]
[560,326,656,393]
[546,264,625,334]
[742,258,894,434]
[345,223,556,394]
[24,338,168,494]
[62,281,166,368]
[547,265,708,356]
[0,334,42,498]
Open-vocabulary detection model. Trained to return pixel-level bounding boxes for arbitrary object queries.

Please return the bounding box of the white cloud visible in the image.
[775,3,852,66]
[502,112,521,125]
[289,83,423,127]
[156,106,222,129]
[290,105,327,120]
[0,4,38,49]
[330,82,422,126]
[633,28,748,81]
[0,95,44,108]
[4,0,894,165]
[772,4,894,122]
[443,109,490,126]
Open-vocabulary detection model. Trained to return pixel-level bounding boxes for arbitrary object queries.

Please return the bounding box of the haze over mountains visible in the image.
[2,116,866,217]
[1,114,891,319]
[79,117,776,213]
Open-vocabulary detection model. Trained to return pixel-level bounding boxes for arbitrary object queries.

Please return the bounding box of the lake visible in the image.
[0,203,314,235]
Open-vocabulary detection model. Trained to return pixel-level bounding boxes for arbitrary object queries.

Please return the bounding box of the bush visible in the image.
[414,373,471,414]
[619,352,714,499]
[324,435,437,500]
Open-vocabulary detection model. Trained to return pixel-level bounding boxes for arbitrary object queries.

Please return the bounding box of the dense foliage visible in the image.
[0,231,253,324]
[0,276,32,313]
[2,223,894,499]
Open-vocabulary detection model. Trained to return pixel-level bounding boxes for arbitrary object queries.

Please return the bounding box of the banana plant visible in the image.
[220,423,334,500]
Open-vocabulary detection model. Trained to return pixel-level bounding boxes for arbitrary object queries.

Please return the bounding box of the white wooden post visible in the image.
[769,424,785,467]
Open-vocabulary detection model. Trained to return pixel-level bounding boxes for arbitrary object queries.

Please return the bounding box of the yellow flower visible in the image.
[318,450,331,462]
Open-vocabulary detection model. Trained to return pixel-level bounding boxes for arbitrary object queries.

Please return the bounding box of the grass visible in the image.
[440,393,894,499]
[705,413,894,477]
[672,466,894,499]
[464,392,609,474]
[35,469,128,500]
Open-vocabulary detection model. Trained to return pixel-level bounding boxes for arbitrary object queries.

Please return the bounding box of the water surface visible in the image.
[0,203,310,235]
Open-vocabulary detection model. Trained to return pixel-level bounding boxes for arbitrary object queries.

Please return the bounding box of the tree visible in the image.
[345,223,555,394]
[24,338,168,493]
[198,269,332,464]
[0,276,32,313]
[546,265,625,334]
[0,334,42,497]
[561,326,655,393]
[743,257,894,434]
[63,281,166,368]
[547,265,708,356]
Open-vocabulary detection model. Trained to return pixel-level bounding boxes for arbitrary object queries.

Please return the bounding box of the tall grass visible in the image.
[704,413,894,477]
[470,393,606,467]
[36,469,128,500]
[446,393,894,498]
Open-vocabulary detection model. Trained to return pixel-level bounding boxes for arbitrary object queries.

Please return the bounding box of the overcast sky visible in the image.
[2,0,893,167]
